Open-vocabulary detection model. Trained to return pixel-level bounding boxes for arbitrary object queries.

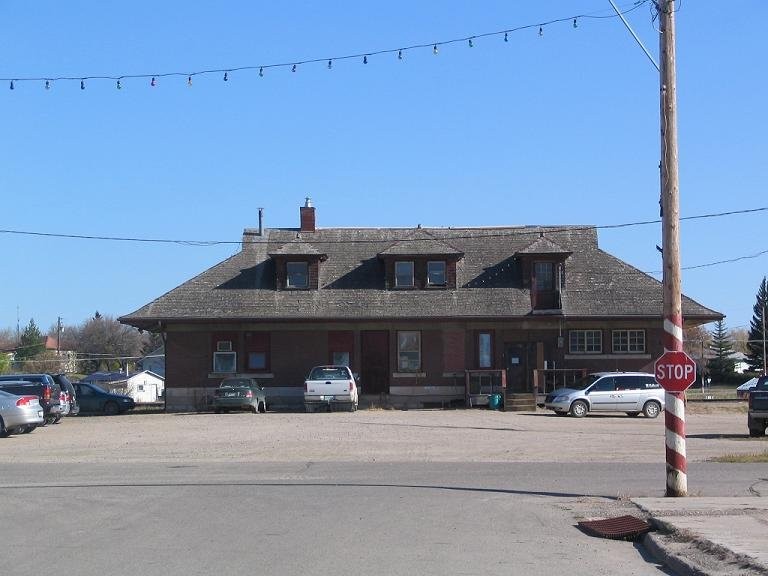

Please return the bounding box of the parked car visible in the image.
[0,374,63,425]
[544,372,664,418]
[304,365,359,412]
[50,374,80,416]
[0,389,45,436]
[72,382,135,415]
[747,376,768,437]
[213,377,267,414]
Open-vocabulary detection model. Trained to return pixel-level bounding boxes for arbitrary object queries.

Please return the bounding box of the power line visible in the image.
[2,1,649,89]
[1,206,765,246]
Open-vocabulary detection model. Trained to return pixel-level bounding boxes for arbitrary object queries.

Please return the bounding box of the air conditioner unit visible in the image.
[216,341,233,352]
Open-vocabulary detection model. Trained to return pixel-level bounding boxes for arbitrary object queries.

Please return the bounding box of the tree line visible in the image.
[0,312,161,375]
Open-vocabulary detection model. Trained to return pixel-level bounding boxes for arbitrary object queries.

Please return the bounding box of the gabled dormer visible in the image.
[378,229,464,290]
[268,239,327,290]
[515,234,572,312]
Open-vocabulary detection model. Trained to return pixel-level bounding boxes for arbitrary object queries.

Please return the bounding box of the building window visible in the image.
[534,262,555,290]
[612,330,646,353]
[395,261,414,287]
[248,352,267,370]
[427,261,447,287]
[478,332,492,368]
[569,330,602,354]
[397,331,421,371]
[286,262,309,289]
[213,351,237,373]
[332,351,350,366]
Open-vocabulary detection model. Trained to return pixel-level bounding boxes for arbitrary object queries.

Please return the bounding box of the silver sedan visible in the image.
[0,390,45,436]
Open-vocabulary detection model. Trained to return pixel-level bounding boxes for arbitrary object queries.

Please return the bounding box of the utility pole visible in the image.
[763,303,766,376]
[659,0,687,497]
[57,316,62,355]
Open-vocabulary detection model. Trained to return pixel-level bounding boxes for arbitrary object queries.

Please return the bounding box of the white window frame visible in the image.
[216,340,232,352]
[427,261,447,287]
[397,331,421,372]
[569,330,602,354]
[286,261,309,289]
[534,261,555,291]
[213,351,237,373]
[612,330,646,354]
[395,261,415,288]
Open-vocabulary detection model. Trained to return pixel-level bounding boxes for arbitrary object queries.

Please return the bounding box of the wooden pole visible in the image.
[660,0,687,497]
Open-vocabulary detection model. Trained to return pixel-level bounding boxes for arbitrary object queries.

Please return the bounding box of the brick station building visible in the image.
[120,200,720,411]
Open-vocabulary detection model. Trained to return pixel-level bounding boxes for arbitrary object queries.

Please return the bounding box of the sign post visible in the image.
[654,350,697,497]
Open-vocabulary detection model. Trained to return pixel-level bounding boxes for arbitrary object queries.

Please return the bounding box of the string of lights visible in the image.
[2,1,649,91]
[1,205,765,247]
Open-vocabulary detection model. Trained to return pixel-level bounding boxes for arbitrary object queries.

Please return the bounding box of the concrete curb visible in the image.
[642,532,708,576]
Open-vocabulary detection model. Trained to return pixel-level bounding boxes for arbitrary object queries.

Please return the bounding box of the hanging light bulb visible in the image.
[433,44,438,55]
[223,71,228,81]
[80,79,85,90]
[291,64,297,72]
[327,59,332,69]
[468,38,474,48]
[117,79,122,89]
[539,26,543,36]
[9,80,14,90]
[573,18,578,28]
[363,55,368,64]
[259,67,264,77]
[504,32,508,42]
[45,80,50,90]
[150,77,156,87]
[397,49,403,60]
[187,75,192,86]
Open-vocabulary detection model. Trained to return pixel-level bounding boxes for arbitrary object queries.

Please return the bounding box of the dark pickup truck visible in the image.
[747,375,768,437]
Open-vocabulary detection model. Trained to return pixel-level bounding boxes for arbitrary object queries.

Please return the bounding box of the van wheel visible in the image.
[626,412,640,417]
[0,417,8,438]
[749,427,764,437]
[258,401,266,413]
[570,400,588,418]
[103,401,119,416]
[643,400,661,418]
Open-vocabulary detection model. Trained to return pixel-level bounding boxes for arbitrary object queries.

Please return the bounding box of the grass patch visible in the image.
[710,451,768,463]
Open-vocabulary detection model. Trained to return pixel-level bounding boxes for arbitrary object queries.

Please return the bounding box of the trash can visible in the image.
[488,393,502,410]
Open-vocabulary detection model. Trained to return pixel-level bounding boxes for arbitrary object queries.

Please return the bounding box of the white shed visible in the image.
[126,370,165,403]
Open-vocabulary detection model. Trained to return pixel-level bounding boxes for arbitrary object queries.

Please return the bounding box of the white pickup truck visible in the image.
[304,365,359,412]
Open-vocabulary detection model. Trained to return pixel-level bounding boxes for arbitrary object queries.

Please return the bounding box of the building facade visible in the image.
[120,201,721,411]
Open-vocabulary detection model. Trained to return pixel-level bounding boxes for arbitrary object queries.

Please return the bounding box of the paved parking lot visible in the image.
[1,403,756,465]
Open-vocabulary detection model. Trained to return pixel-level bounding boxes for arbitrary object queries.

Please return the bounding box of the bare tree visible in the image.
[77,314,145,372]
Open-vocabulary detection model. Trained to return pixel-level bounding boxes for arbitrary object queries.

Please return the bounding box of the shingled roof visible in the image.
[120,225,721,328]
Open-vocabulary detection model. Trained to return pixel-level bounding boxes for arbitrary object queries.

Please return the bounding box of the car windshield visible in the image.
[568,374,601,391]
[308,367,349,380]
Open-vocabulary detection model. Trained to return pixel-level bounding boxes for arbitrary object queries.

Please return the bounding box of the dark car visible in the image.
[50,374,80,416]
[72,382,135,415]
[0,374,63,425]
[212,377,267,414]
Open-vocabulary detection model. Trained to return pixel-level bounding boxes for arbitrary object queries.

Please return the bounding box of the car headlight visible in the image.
[554,395,571,403]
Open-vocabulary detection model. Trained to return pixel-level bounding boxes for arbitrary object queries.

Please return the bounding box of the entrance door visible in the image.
[361,331,389,395]
[505,343,531,393]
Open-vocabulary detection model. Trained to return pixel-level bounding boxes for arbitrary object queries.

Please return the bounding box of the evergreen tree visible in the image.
[15,318,45,363]
[706,319,736,381]
[746,277,767,373]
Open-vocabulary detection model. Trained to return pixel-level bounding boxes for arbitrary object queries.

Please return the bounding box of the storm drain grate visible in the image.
[577,515,653,540]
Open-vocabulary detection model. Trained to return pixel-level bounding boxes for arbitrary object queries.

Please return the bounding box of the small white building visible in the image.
[126,370,165,403]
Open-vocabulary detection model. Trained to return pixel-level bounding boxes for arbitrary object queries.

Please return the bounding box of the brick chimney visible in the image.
[300,197,316,232]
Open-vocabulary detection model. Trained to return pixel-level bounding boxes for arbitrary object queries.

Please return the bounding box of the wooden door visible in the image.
[505,343,532,393]
[361,331,389,394]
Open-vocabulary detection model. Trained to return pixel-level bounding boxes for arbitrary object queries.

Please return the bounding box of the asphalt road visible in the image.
[1,406,763,576]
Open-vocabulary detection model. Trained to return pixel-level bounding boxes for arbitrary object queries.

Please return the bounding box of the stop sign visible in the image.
[654,350,697,392]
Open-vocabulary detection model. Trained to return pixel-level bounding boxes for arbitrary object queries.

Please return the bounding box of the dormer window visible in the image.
[395,261,414,288]
[427,261,446,287]
[286,261,309,289]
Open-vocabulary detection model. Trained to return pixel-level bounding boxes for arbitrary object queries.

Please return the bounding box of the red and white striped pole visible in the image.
[659,1,687,497]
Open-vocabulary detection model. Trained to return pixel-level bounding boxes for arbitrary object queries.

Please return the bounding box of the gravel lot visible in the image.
[1,403,758,465]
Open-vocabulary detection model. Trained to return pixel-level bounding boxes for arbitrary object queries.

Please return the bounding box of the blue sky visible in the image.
[1,1,765,336]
